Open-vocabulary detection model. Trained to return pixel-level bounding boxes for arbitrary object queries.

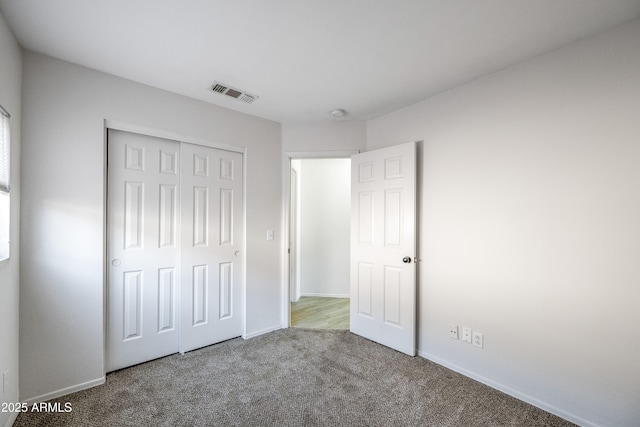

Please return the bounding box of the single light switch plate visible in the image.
[266,230,274,241]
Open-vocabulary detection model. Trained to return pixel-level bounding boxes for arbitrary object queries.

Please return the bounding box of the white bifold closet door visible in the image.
[107,129,243,372]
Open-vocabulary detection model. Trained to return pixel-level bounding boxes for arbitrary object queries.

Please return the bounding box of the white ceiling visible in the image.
[1,0,640,123]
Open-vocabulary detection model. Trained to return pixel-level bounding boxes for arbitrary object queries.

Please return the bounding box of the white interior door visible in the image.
[350,141,417,356]
[107,130,180,371]
[179,143,243,353]
[107,130,244,370]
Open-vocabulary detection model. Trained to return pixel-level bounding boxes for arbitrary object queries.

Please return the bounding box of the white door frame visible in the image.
[281,150,359,327]
[103,119,248,374]
[289,166,300,303]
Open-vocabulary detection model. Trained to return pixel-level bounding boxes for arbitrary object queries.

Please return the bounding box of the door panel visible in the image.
[107,130,180,371]
[356,262,374,317]
[158,267,176,332]
[159,185,177,248]
[122,270,142,340]
[350,141,416,356]
[179,143,243,353]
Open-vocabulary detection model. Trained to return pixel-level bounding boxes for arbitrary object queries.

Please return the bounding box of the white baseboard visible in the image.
[21,377,105,406]
[301,293,349,298]
[418,351,595,427]
[242,324,282,340]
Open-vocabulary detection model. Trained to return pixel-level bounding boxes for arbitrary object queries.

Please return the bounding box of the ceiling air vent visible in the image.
[212,83,227,94]
[211,81,258,104]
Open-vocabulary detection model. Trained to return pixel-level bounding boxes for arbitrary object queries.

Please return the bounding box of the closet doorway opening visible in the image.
[289,157,351,330]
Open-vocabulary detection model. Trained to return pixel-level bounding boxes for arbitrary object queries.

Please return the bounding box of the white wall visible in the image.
[282,121,366,153]
[367,19,640,427]
[299,159,350,297]
[0,9,21,427]
[19,52,282,402]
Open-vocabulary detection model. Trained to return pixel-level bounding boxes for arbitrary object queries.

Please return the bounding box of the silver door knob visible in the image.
[402,256,411,264]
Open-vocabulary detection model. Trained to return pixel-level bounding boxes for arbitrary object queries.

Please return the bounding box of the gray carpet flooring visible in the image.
[14,329,576,426]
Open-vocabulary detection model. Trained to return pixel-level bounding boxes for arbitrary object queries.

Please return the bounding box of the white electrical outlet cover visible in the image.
[449,325,458,340]
[462,327,472,343]
[473,332,484,348]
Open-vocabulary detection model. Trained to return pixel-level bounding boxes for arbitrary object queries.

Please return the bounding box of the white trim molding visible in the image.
[418,351,595,427]
[242,324,283,340]
[22,377,106,406]
[301,293,349,298]
[104,119,244,154]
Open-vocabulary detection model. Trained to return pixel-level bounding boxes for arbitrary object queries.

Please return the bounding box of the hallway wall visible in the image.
[299,159,350,297]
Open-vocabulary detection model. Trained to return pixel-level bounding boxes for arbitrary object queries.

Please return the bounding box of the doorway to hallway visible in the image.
[288,158,351,329]
[285,142,417,355]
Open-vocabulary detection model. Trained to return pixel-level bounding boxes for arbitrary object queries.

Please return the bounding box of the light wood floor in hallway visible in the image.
[291,296,349,329]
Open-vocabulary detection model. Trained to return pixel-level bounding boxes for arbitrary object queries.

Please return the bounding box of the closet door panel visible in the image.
[107,130,180,372]
[179,143,243,353]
